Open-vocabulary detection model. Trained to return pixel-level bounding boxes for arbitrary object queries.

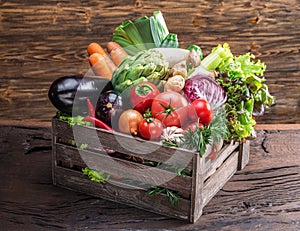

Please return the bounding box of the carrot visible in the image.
[89,53,112,79]
[106,42,129,66]
[110,49,129,66]
[103,54,117,73]
[87,42,106,56]
[106,41,124,53]
[87,42,117,75]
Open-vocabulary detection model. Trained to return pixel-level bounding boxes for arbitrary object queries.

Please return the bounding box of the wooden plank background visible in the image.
[0,0,299,123]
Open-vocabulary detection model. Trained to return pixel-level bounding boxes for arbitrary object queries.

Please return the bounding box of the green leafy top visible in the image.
[82,167,110,183]
[203,44,276,141]
[57,112,91,127]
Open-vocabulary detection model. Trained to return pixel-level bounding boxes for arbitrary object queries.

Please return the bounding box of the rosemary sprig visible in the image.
[182,108,229,157]
[147,186,180,205]
[183,125,211,156]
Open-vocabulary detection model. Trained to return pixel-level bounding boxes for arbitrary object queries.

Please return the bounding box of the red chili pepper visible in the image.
[82,116,114,131]
[86,98,95,117]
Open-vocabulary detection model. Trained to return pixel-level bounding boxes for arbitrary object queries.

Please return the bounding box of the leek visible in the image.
[112,11,178,55]
[160,33,179,48]
[150,11,169,47]
[134,16,155,49]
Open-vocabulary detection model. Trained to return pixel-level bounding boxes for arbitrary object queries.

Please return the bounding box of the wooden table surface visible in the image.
[1,0,300,230]
[0,122,299,231]
[0,0,299,124]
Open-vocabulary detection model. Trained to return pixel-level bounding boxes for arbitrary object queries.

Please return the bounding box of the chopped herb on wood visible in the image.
[147,186,180,205]
[57,111,91,127]
[82,167,110,183]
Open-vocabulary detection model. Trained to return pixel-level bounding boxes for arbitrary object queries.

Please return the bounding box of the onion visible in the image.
[183,75,227,110]
[118,109,143,136]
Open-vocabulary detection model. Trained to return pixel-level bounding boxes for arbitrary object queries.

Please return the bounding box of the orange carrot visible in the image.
[89,53,112,79]
[106,42,129,66]
[103,54,117,73]
[110,48,129,66]
[106,41,124,53]
[87,42,106,56]
[87,42,117,74]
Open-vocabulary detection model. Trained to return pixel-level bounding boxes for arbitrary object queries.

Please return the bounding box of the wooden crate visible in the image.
[51,117,250,223]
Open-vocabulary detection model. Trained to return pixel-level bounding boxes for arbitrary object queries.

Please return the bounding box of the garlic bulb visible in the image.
[161,126,185,144]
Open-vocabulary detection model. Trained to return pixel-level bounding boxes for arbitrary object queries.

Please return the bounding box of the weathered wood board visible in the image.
[0,0,299,123]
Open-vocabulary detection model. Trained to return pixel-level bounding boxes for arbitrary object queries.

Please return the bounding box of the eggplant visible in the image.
[48,75,113,115]
[95,90,123,127]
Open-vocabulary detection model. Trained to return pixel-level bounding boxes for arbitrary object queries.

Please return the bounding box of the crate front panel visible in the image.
[52,118,247,223]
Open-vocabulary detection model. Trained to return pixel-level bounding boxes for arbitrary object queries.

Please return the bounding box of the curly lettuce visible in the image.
[204,43,275,141]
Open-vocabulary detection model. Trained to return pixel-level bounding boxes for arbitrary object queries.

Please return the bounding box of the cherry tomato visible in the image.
[130,82,160,114]
[189,99,213,125]
[151,92,188,127]
[139,118,163,140]
[183,121,204,132]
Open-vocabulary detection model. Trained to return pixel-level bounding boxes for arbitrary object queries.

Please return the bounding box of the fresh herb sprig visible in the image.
[183,125,211,157]
[147,187,180,205]
[57,111,91,127]
[182,109,229,156]
[82,167,110,183]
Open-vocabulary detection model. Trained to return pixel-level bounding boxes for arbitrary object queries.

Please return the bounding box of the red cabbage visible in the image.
[183,75,227,110]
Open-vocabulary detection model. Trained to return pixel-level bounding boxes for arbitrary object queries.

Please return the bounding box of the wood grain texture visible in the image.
[0,0,299,123]
[0,124,299,230]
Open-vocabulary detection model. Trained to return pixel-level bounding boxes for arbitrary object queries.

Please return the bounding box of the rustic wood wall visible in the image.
[0,0,299,123]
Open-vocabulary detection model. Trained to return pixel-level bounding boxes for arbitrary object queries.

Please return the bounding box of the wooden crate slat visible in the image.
[202,151,240,207]
[238,140,250,170]
[55,143,193,198]
[203,141,240,178]
[53,165,191,220]
[54,118,195,170]
[189,154,205,223]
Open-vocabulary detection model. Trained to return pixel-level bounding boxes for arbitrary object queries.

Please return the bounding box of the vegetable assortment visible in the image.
[48,11,275,157]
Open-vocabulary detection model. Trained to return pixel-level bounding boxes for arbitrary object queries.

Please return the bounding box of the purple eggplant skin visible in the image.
[48,75,113,116]
[95,90,123,127]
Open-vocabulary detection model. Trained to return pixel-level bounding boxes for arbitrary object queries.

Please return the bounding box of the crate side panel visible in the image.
[203,141,240,178]
[52,118,194,170]
[202,150,240,207]
[72,123,195,170]
[52,118,75,141]
[55,144,192,198]
[54,166,191,221]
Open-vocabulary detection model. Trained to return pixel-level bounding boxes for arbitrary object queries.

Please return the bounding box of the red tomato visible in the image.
[151,92,188,127]
[189,99,213,125]
[139,118,163,140]
[130,82,160,114]
[183,121,204,132]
